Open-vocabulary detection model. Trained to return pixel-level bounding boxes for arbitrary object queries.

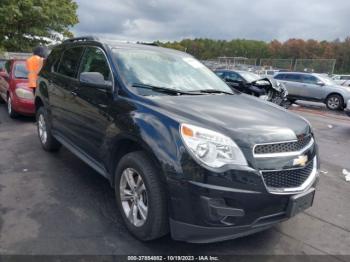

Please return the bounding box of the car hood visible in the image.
[149,93,311,148]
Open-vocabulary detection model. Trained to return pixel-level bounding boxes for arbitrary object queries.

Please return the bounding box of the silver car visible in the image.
[274,72,350,110]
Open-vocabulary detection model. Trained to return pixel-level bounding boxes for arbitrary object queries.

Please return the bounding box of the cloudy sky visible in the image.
[73,0,349,42]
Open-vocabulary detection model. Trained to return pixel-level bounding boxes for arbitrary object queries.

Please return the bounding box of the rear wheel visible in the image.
[326,94,343,110]
[7,96,18,118]
[115,151,168,241]
[36,107,61,151]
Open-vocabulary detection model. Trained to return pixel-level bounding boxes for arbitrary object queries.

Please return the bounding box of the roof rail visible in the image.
[63,36,99,43]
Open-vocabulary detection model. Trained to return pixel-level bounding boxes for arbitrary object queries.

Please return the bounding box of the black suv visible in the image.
[35,37,319,243]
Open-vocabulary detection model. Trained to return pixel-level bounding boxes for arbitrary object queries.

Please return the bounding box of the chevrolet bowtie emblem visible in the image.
[293,155,308,167]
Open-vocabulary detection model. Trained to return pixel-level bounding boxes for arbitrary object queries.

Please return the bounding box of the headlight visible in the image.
[15,88,34,100]
[180,123,247,168]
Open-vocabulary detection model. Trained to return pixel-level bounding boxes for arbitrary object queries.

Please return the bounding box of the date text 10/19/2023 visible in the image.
[127,256,219,261]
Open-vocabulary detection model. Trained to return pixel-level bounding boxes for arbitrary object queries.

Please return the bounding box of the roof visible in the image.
[61,36,187,56]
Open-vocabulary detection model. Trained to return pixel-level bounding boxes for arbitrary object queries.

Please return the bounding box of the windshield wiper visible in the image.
[195,89,234,95]
[132,83,203,96]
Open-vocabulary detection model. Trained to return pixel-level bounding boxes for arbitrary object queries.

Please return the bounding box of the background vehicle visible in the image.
[274,72,350,110]
[35,37,318,243]
[215,69,291,108]
[340,80,350,87]
[332,74,350,85]
[0,59,34,118]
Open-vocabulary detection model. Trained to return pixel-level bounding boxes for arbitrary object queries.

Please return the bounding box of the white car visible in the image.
[332,75,350,85]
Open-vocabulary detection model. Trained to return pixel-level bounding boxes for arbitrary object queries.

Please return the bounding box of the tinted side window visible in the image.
[44,47,63,73]
[226,72,240,81]
[79,47,111,82]
[284,74,302,82]
[58,47,84,78]
[302,75,318,84]
[215,71,225,78]
[274,74,285,80]
[340,76,350,80]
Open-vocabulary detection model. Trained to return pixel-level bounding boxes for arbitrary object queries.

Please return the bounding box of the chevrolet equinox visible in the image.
[35,37,319,243]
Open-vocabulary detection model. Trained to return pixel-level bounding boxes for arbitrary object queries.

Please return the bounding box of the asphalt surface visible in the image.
[0,101,349,257]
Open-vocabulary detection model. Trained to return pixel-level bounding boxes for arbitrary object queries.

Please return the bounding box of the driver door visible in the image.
[72,46,113,162]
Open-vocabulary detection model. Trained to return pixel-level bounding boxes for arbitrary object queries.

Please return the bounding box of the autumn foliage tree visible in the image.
[0,0,79,52]
[159,38,350,73]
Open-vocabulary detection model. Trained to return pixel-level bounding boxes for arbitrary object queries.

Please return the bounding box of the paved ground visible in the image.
[0,101,349,257]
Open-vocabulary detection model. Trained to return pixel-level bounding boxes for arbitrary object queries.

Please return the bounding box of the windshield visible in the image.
[14,63,28,79]
[113,49,232,95]
[239,71,261,82]
[317,74,336,85]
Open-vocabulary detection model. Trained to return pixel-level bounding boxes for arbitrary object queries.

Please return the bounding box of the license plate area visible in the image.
[287,188,315,217]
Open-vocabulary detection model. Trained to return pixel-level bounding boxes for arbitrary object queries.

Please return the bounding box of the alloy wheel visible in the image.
[327,97,340,110]
[7,97,12,115]
[38,114,48,144]
[120,168,148,227]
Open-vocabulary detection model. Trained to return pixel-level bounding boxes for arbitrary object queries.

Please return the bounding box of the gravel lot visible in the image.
[0,101,349,257]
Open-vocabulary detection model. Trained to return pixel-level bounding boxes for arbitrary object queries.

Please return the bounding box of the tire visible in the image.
[36,106,61,152]
[115,151,168,241]
[326,94,343,111]
[7,96,18,118]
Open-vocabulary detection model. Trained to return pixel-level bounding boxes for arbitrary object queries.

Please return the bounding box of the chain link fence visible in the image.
[294,59,336,75]
[202,57,257,71]
[259,59,293,71]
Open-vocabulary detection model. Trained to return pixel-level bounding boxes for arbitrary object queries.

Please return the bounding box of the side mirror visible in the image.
[316,81,325,86]
[80,72,112,89]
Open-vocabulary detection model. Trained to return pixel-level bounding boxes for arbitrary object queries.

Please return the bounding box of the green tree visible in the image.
[0,0,79,52]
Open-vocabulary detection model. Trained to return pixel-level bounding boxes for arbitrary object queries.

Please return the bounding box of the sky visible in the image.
[72,0,350,42]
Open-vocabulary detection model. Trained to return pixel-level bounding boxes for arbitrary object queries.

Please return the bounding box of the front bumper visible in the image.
[11,94,35,115]
[167,155,319,243]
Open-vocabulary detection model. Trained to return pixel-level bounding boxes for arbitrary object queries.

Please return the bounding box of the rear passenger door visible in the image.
[279,74,304,98]
[72,46,113,162]
[50,46,85,140]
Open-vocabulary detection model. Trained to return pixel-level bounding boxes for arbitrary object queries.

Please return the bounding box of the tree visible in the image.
[0,0,79,51]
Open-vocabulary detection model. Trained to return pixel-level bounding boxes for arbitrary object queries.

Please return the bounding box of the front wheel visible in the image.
[36,107,61,152]
[7,96,18,118]
[326,94,343,111]
[115,151,168,241]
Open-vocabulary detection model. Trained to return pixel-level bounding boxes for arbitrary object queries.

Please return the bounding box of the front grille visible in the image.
[254,135,312,155]
[261,159,314,188]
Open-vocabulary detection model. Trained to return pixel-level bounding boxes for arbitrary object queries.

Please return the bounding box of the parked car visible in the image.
[274,72,350,110]
[0,59,34,117]
[35,36,319,243]
[340,80,350,87]
[332,74,350,85]
[214,69,291,108]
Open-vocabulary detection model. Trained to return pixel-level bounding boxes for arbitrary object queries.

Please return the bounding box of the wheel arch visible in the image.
[35,96,44,113]
[108,136,164,187]
[325,92,345,107]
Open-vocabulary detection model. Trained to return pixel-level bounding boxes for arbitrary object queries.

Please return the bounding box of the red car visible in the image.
[0,59,35,118]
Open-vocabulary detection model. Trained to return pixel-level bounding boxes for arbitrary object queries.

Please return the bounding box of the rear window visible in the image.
[14,63,28,79]
[57,47,84,78]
